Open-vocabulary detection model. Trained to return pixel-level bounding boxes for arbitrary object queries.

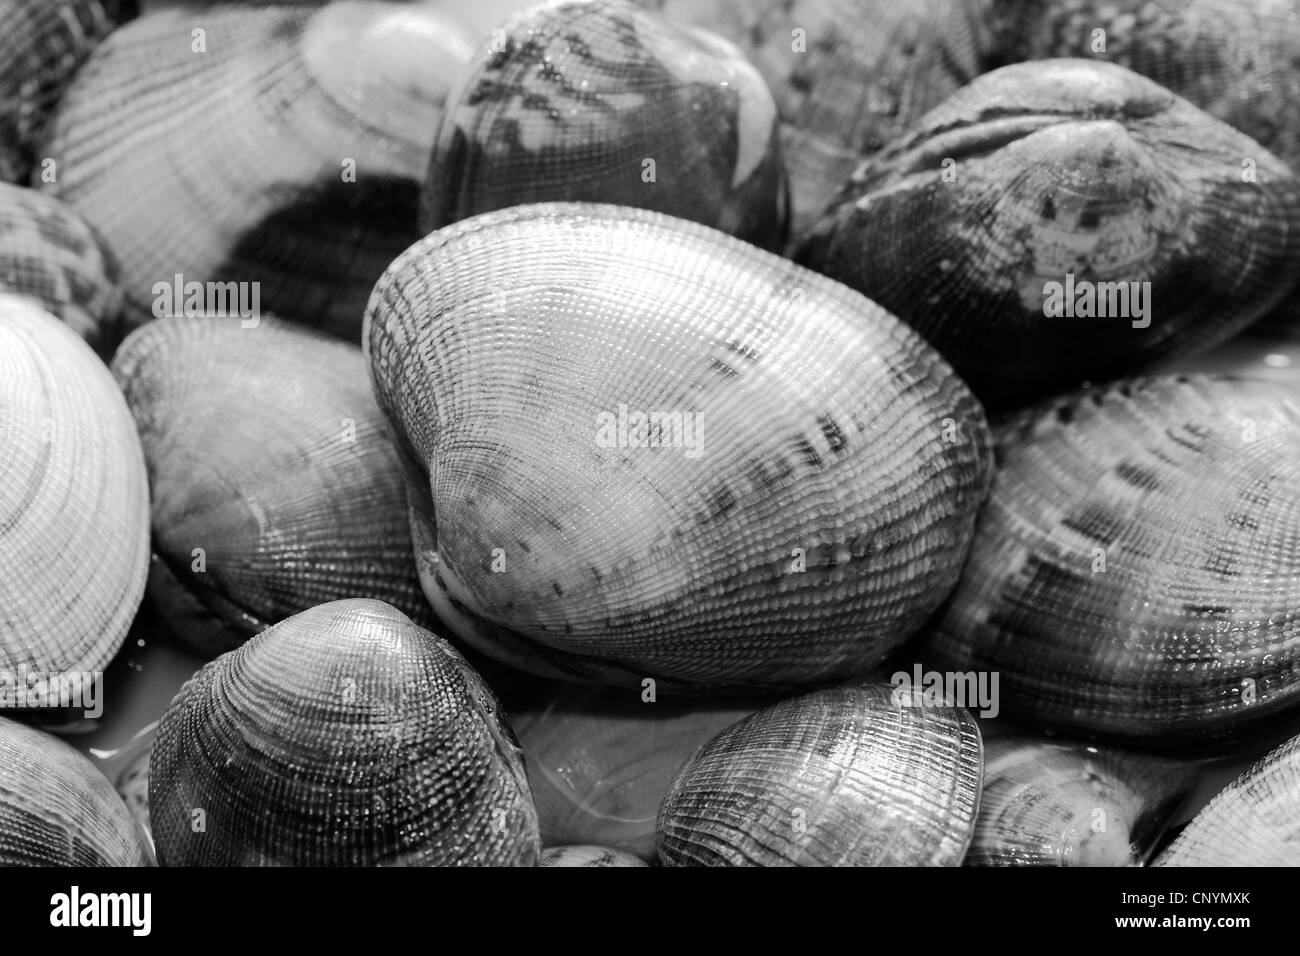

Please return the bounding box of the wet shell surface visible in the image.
[0,717,153,866]
[966,737,1198,866]
[0,294,149,679]
[656,684,983,866]
[365,202,994,690]
[540,844,650,866]
[424,0,787,249]
[148,599,540,866]
[925,374,1300,749]
[0,182,123,354]
[37,1,479,340]
[112,316,435,658]
[794,58,1300,409]
[0,0,133,184]
[512,684,763,859]
[1155,731,1300,865]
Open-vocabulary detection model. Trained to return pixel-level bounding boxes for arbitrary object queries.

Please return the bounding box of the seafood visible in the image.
[539,844,650,866]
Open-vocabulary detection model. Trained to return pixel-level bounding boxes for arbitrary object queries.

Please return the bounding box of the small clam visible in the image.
[424,0,787,248]
[149,598,540,866]
[540,845,650,867]
[794,59,1300,408]
[1154,731,1300,866]
[365,202,993,690]
[0,294,149,680]
[37,1,479,339]
[966,737,1198,866]
[0,182,123,355]
[924,374,1300,749]
[0,717,153,866]
[656,684,983,866]
[112,316,436,657]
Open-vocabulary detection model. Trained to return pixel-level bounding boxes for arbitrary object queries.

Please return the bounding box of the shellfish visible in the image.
[0,717,153,866]
[365,202,994,690]
[966,737,1198,866]
[794,58,1300,409]
[656,684,983,866]
[37,0,479,340]
[540,844,650,866]
[149,598,541,866]
[924,374,1300,749]
[423,0,787,249]
[0,294,149,681]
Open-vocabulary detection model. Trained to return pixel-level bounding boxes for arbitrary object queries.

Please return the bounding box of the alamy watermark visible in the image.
[1042,273,1151,329]
[890,664,1000,719]
[595,403,704,459]
[152,273,260,327]
[0,667,103,718]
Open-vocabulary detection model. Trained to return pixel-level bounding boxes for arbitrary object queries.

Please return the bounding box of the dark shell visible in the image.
[794,58,1300,409]
[424,0,787,248]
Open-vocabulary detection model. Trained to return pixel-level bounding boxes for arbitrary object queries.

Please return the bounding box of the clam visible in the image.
[924,374,1300,749]
[111,315,437,657]
[149,598,540,866]
[512,684,764,859]
[0,717,153,866]
[0,182,123,355]
[794,58,1300,409]
[1154,731,1300,866]
[423,0,787,249]
[966,737,1198,866]
[36,1,479,340]
[540,845,650,867]
[0,294,149,681]
[656,684,982,866]
[1,0,134,184]
[365,202,993,690]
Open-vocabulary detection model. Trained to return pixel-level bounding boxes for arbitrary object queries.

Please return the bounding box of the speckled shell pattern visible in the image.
[0,717,154,866]
[0,0,134,184]
[794,58,1300,409]
[148,599,541,866]
[656,684,983,866]
[1155,730,1300,865]
[111,315,437,658]
[966,736,1198,866]
[540,844,650,866]
[424,0,787,248]
[365,202,994,690]
[924,375,1300,749]
[35,1,479,340]
[0,182,123,355]
[0,295,149,679]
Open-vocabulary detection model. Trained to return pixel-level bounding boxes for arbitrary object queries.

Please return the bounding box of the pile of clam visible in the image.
[3,0,1300,869]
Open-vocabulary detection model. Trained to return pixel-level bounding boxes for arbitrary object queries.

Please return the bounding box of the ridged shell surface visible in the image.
[656,684,983,866]
[148,598,541,866]
[424,0,786,248]
[966,737,1198,866]
[365,202,994,690]
[540,844,650,866]
[1154,731,1300,865]
[0,717,153,866]
[0,295,149,679]
[36,1,479,339]
[112,316,435,657]
[925,375,1300,749]
[795,58,1300,409]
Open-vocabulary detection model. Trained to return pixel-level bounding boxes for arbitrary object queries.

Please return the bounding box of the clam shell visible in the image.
[37,1,478,340]
[0,294,149,680]
[0,717,153,866]
[656,684,983,866]
[114,743,153,854]
[424,0,787,249]
[149,598,540,866]
[512,684,763,859]
[1154,731,1300,865]
[924,374,1300,749]
[966,737,1198,866]
[540,844,650,867]
[111,315,436,658]
[794,58,1300,409]
[365,202,994,690]
[0,182,123,355]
